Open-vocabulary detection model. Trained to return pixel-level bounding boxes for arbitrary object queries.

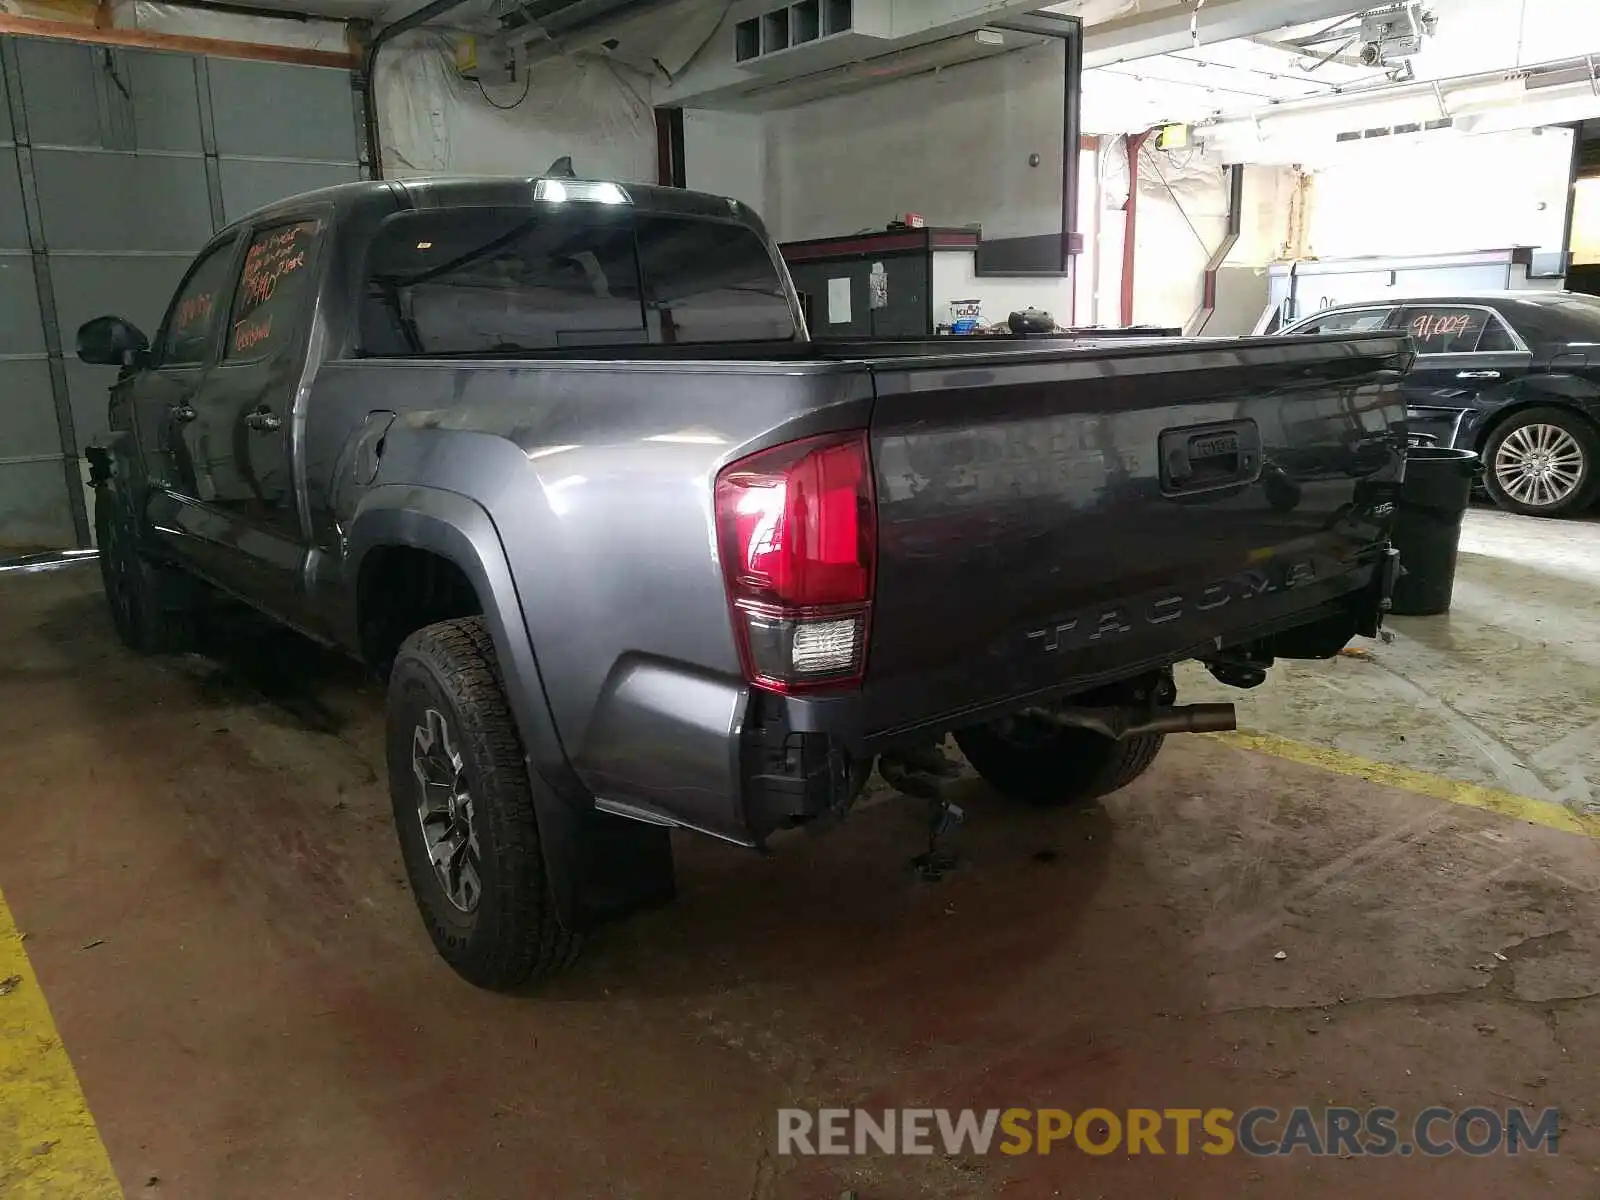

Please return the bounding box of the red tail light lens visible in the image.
[715,431,875,692]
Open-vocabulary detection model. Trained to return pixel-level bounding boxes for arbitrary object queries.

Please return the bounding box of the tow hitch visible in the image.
[875,673,1238,881]
[876,743,967,882]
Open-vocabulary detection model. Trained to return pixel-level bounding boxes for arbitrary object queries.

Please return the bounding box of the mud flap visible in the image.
[572,809,676,926]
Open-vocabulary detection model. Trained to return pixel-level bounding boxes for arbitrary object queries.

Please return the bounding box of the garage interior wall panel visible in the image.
[0,34,362,551]
[1307,129,1573,261]
[208,57,361,222]
[763,41,1066,243]
[0,133,74,549]
[682,108,766,213]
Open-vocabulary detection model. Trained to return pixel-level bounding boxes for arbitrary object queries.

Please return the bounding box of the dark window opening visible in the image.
[158,240,238,367]
[359,206,796,357]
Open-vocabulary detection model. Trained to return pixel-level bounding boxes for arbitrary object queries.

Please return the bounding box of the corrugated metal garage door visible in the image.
[0,35,361,552]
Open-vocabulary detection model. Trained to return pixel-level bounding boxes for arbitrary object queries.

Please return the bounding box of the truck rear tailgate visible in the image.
[860,333,1408,738]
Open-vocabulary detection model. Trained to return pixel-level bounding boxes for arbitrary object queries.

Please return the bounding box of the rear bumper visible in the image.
[576,546,1397,847]
[777,547,1396,751]
[734,545,1396,839]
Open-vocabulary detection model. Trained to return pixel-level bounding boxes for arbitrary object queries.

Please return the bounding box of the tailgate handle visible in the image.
[1160,420,1262,495]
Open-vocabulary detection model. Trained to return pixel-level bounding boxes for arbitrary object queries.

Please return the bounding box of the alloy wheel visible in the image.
[411,707,482,913]
[1494,423,1585,509]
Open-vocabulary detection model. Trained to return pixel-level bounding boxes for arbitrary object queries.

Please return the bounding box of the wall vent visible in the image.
[735,0,855,64]
[1334,116,1455,143]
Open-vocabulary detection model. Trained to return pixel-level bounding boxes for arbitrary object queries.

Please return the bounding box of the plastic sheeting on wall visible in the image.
[110,1,349,50]
[376,32,658,184]
[1132,141,1229,331]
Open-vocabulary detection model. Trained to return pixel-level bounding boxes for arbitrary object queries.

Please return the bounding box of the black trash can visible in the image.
[1390,446,1479,616]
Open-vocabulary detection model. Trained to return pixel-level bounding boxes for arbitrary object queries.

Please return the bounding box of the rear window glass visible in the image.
[360,206,796,355]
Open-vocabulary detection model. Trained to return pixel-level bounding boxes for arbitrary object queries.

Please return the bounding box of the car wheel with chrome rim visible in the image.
[1483,407,1599,518]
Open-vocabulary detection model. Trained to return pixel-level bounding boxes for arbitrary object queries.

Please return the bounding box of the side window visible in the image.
[1293,308,1394,335]
[157,240,237,367]
[225,219,321,361]
[1400,306,1490,354]
[1476,315,1518,352]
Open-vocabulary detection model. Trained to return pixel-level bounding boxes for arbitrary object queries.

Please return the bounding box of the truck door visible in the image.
[1393,304,1532,448]
[124,233,239,549]
[180,216,323,618]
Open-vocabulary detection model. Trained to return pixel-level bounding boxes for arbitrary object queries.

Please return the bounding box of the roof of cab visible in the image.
[228,176,761,233]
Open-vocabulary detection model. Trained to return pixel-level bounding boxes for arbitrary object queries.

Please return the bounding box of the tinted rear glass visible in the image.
[360,206,795,355]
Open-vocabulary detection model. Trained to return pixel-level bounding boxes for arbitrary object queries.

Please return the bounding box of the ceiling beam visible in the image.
[1084,0,1365,69]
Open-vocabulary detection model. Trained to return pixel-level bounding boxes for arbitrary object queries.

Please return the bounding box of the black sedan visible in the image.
[1282,291,1600,518]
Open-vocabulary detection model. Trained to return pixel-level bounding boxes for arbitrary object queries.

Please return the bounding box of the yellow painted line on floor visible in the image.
[0,887,120,1199]
[1213,729,1600,840]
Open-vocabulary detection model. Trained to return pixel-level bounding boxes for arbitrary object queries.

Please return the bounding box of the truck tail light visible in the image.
[714,431,875,693]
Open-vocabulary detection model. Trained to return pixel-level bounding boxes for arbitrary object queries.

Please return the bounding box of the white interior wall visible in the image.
[762,40,1066,243]
[375,33,658,183]
[1131,142,1229,330]
[682,109,766,213]
[1305,128,1572,260]
[931,253,1074,328]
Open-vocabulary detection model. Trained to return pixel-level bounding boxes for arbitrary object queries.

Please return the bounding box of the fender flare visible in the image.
[346,485,590,927]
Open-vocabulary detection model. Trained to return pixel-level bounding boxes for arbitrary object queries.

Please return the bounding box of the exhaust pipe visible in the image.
[1017,702,1237,740]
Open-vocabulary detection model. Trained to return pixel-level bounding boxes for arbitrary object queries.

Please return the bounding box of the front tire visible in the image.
[93,481,195,654]
[955,717,1165,807]
[386,616,580,990]
[1483,407,1599,518]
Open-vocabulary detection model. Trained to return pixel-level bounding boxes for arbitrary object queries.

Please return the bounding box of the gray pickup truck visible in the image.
[79,175,1406,990]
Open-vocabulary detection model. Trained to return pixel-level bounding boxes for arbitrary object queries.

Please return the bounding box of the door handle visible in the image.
[1455,370,1501,380]
[170,404,197,424]
[244,408,282,433]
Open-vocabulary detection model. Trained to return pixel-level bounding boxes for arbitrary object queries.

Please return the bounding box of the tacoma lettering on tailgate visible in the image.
[1025,559,1319,655]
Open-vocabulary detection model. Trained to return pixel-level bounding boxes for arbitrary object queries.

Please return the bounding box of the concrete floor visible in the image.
[1,508,1597,1198]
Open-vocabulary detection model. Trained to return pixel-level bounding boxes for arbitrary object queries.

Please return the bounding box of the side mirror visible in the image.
[76,315,149,368]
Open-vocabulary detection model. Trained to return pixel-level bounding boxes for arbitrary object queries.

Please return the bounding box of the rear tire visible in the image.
[1482,407,1599,518]
[955,719,1165,807]
[387,616,580,990]
[93,481,195,654]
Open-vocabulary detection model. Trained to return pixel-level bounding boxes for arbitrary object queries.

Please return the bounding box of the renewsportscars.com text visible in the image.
[777,1106,1560,1158]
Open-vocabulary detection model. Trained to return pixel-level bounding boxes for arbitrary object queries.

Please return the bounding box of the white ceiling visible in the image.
[1082,0,1600,135]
